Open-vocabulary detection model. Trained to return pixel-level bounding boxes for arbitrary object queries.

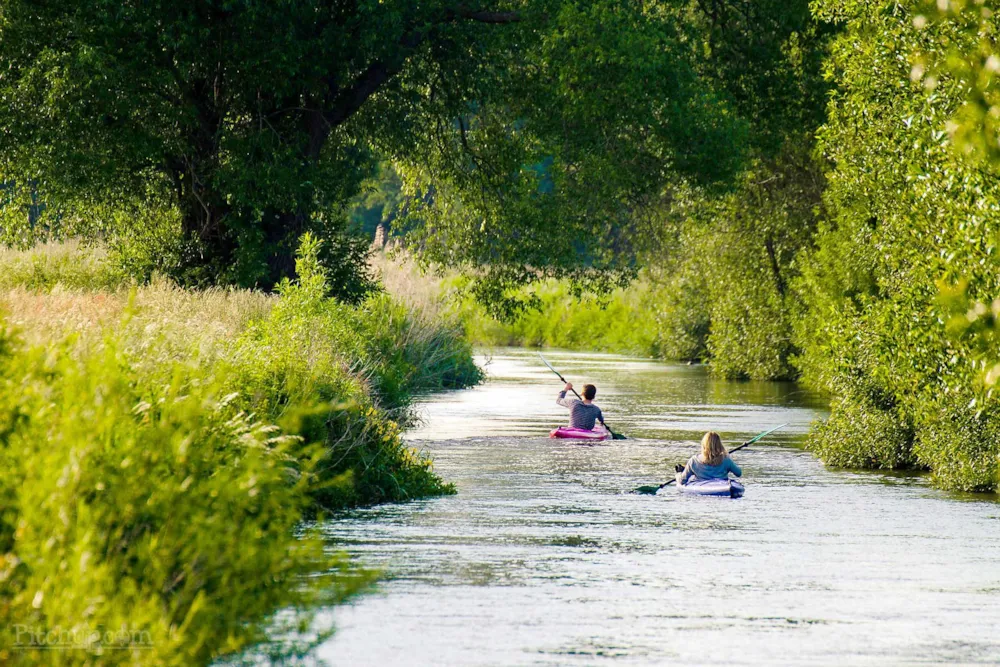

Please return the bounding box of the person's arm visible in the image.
[676,458,694,485]
[726,456,742,477]
[596,407,605,425]
[556,382,577,408]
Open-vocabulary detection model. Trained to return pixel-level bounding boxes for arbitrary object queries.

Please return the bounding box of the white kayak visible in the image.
[677,478,745,498]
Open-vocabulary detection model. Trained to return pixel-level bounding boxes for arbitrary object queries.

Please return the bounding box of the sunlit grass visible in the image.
[0,239,482,663]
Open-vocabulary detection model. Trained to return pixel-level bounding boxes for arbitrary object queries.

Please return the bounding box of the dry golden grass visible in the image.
[370,249,451,318]
[0,243,458,371]
[2,286,126,341]
[1,278,274,370]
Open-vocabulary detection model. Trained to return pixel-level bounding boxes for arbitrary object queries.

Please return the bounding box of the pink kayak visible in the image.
[549,425,611,441]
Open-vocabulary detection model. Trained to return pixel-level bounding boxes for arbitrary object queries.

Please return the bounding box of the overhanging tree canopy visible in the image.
[0,1,774,294]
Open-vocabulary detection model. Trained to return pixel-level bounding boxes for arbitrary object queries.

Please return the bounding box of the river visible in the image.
[314,349,1000,666]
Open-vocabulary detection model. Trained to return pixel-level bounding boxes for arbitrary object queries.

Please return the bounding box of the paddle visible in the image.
[539,353,627,440]
[633,423,788,495]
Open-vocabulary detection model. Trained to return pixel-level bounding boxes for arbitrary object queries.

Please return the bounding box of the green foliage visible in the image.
[913,395,1000,492]
[635,143,824,379]
[394,1,755,312]
[808,394,916,470]
[0,0,754,294]
[648,265,712,363]
[348,163,408,240]
[449,277,663,357]
[0,242,127,291]
[99,204,187,284]
[916,0,1000,166]
[686,0,832,154]
[791,0,1000,490]
[707,275,794,380]
[0,323,368,665]
[228,234,475,509]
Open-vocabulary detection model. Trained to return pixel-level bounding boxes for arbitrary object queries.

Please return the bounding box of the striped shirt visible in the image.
[557,391,604,430]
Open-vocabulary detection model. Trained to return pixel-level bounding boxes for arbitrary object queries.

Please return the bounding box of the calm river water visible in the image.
[315,349,1000,666]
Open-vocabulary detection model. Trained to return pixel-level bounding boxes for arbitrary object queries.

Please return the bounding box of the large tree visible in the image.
[394,0,830,315]
[0,0,748,294]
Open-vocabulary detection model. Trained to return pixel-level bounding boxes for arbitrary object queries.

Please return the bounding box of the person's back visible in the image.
[676,431,741,485]
[556,382,604,431]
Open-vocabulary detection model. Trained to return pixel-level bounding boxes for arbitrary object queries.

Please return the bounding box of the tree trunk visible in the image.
[764,235,786,297]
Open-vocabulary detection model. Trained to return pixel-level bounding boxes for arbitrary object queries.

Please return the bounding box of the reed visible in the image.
[0,238,483,663]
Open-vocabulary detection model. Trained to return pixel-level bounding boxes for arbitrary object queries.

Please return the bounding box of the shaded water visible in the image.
[316,350,1000,666]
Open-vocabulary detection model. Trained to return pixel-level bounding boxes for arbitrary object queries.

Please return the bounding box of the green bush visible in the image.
[0,242,127,291]
[913,396,1000,492]
[228,234,469,509]
[0,323,368,665]
[808,395,916,470]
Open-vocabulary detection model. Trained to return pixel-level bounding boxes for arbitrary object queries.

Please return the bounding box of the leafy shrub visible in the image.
[0,323,368,665]
[808,395,916,470]
[229,234,468,509]
[0,241,126,291]
[913,396,1000,492]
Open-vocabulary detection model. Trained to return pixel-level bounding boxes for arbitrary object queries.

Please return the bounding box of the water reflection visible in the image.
[316,349,1000,666]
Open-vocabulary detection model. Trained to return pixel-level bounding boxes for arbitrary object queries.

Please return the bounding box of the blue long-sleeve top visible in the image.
[676,455,742,485]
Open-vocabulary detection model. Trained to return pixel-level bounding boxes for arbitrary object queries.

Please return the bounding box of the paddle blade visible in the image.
[634,485,661,495]
[746,422,789,446]
[538,353,563,380]
[611,432,627,440]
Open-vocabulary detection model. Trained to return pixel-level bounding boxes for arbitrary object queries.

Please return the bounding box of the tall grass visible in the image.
[0,240,127,291]
[0,323,367,665]
[0,238,483,663]
[228,235,480,508]
[373,252,695,359]
[446,278,662,356]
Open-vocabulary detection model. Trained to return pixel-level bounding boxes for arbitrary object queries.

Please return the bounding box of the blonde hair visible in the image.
[701,432,726,466]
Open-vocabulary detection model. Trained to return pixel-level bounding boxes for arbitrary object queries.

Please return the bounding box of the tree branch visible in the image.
[453,7,522,24]
[764,235,786,297]
[322,7,523,136]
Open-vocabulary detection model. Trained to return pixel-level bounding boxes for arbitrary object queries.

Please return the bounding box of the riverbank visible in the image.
[0,240,482,664]
[373,253,671,359]
[376,248,1000,495]
[320,349,1000,666]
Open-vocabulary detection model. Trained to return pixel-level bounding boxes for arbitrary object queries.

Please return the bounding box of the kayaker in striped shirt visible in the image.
[557,382,606,431]
[675,431,742,485]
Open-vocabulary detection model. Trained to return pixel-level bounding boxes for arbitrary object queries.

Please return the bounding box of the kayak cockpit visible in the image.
[549,425,611,441]
[677,478,745,498]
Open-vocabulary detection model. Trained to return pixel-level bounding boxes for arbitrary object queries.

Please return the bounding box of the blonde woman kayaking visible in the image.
[675,431,742,485]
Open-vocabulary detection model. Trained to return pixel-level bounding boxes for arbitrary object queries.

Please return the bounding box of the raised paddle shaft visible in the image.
[539,353,626,440]
[633,423,788,495]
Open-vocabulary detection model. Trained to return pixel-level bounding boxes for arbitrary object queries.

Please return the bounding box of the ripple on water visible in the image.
[315,349,1000,667]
